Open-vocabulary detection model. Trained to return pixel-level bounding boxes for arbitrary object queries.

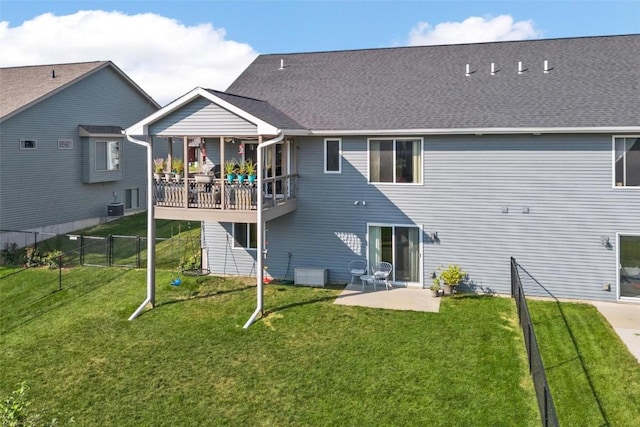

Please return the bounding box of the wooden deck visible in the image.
[152,174,298,222]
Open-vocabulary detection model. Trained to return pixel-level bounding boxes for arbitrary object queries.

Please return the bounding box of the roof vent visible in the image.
[518,61,527,75]
[51,69,56,79]
[278,59,285,70]
[490,62,499,76]
[465,63,473,77]
[543,60,553,74]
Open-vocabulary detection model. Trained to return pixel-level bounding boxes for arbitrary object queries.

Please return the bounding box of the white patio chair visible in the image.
[348,259,368,287]
[371,261,393,291]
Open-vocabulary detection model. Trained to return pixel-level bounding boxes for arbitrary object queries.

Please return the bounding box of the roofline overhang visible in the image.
[125,87,281,136]
[307,126,640,136]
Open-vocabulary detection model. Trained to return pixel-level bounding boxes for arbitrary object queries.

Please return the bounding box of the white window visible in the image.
[324,138,342,173]
[19,139,37,150]
[369,138,422,183]
[58,139,73,150]
[614,137,640,187]
[233,223,257,249]
[96,140,120,171]
[125,188,139,209]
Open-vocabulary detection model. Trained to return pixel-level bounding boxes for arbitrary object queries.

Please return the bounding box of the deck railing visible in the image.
[153,174,298,211]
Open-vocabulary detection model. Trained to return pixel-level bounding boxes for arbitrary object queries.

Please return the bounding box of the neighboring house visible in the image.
[126,34,640,302]
[0,61,163,246]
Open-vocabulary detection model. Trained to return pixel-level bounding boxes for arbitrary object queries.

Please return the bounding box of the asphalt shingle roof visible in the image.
[227,35,640,131]
[206,89,305,130]
[0,61,108,120]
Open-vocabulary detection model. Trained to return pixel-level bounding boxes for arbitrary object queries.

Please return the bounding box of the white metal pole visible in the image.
[243,132,284,329]
[124,132,156,320]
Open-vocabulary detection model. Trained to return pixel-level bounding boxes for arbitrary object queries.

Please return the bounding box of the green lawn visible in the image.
[2,214,637,426]
[1,266,540,426]
[529,300,640,426]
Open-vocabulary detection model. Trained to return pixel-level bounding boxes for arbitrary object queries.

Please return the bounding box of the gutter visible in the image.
[308,126,640,136]
[123,131,156,320]
[243,132,285,329]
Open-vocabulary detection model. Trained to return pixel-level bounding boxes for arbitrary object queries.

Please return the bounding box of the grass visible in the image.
[0,266,540,425]
[528,300,640,426]
[2,215,637,425]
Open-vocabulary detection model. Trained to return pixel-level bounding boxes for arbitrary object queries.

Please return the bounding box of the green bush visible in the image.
[0,243,20,266]
[437,264,466,287]
[43,251,63,269]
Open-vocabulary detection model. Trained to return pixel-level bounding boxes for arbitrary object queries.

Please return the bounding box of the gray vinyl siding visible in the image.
[149,97,257,136]
[203,133,639,301]
[0,66,160,234]
[203,222,258,276]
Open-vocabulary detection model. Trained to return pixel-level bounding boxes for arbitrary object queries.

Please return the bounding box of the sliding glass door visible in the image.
[619,235,640,299]
[368,225,421,285]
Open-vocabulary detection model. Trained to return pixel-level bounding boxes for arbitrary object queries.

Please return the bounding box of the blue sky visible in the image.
[2,0,638,103]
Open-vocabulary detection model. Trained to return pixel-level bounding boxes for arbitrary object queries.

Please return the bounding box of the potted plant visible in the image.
[172,158,184,182]
[153,158,165,181]
[437,264,466,295]
[224,159,237,184]
[237,160,247,184]
[430,276,442,297]
[245,159,256,184]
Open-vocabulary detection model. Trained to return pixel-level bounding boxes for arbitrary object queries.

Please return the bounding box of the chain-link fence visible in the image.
[511,257,559,427]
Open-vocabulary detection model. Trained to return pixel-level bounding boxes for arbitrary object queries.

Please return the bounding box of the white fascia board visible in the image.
[309,126,640,136]
[125,87,280,136]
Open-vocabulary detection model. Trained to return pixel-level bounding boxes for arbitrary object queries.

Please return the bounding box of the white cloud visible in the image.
[0,10,259,104]
[408,15,541,46]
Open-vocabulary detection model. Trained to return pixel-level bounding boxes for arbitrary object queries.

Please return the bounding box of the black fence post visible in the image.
[136,236,141,268]
[80,235,84,265]
[107,234,113,267]
[58,255,62,291]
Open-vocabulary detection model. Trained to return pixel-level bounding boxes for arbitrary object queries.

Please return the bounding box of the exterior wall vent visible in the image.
[58,139,73,150]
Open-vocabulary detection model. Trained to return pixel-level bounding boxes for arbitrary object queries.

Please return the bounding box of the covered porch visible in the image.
[126,87,306,223]
[153,135,298,223]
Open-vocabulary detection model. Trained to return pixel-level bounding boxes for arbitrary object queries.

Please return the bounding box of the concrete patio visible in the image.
[333,283,441,312]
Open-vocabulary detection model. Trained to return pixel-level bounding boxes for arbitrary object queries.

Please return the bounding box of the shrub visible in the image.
[0,242,20,265]
[437,264,467,287]
[43,251,63,269]
[24,247,41,268]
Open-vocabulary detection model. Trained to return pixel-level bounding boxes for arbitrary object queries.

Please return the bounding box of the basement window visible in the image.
[233,223,257,249]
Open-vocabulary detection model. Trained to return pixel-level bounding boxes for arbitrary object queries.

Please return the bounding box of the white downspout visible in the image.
[123,131,156,320]
[243,132,284,329]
